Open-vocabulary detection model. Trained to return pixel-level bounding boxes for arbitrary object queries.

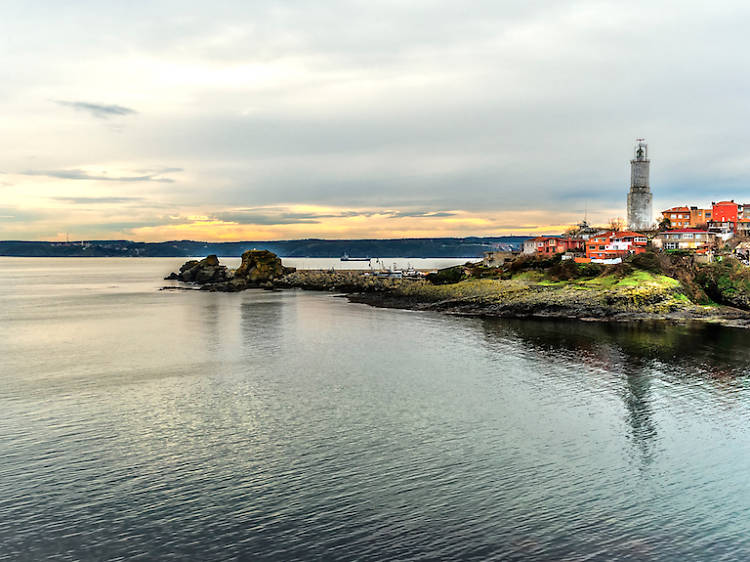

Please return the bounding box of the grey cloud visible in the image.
[213,208,370,225]
[52,196,144,204]
[387,211,457,218]
[55,100,136,119]
[210,208,457,225]
[214,212,323,225]
[0,207,53,223]
[23,169,175,183]
[136,167,184,174]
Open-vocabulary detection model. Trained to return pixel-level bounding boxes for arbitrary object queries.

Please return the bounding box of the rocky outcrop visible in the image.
[165,250,295,291]
[164,255,229,284]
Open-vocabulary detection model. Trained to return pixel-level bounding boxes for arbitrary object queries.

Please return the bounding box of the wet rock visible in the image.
[164,255,228,284]
[164,250,294,291]
[234,249,295,285]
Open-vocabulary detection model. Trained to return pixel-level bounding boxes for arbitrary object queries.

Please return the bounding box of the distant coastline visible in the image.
[0,237,526,258]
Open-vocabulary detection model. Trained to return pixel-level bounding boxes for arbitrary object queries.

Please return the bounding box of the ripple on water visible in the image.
[3,260,750,560]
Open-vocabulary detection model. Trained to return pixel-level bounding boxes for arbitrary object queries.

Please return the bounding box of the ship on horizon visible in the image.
[340,254,371,261]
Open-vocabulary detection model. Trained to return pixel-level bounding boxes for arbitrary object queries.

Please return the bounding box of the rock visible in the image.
[164,255,228,283]
[179,260,200,273]
[234,249,295,285]
[164,250,294,291]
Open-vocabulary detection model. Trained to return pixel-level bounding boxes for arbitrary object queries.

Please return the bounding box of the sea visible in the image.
[3,257,750,561]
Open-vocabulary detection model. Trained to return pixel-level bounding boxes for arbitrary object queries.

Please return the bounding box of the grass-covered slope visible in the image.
[377,252,750,324]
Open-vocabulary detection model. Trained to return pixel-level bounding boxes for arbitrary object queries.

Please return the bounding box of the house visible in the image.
[736,219,750,237]
[526,236,585,255]
[522,238,538,255]
[661,206,714,228]
[712,200,740,223]
[482,251,517,267]
[707,220,735,241]
[661,206,692,228]
[585,230,647,261]
[566,219,601,240]
[652,229,716,250]
[689,206,713,227]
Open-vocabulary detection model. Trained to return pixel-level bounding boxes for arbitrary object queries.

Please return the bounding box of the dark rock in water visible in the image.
[164,250,295,291]
[235,249,295,283]
[164,255,229,284]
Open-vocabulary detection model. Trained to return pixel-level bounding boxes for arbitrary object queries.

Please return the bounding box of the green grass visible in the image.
[615,271,680,288]
[578,275,619,289]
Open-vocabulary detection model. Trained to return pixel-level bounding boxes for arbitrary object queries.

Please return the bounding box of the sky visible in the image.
[3,0,750,241]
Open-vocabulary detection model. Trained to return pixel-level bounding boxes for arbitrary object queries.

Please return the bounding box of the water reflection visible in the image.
[479,319,750,465]
[239,293,285,356]
[482,319,750,383]
[621,364,657,464]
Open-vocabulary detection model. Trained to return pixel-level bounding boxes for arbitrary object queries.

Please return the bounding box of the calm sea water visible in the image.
[3,258,750,561]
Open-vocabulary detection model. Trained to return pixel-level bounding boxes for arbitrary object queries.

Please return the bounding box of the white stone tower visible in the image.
[627,139,653,231]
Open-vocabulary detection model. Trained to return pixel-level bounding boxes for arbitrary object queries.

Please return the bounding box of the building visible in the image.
[627,139,653,231]
[712,200,740,223]
[661,206,691,228]
[661,205,714,228]
[586,230,647,260]
[566,219,601,240]
[690,206,712,227]
[528,236,585,255]
[652,229,716,250]
[482,251,517,267]
[707,220,735,241]
[522,238,538,255]
[736,219,750,237]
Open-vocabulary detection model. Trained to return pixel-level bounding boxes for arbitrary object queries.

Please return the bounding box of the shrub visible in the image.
[426,266,464,285]
[627,251,662,274]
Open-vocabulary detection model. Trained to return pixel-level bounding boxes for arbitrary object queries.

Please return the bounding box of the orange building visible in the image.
[531,236,585,255]
[661,206,691,228]
[689,206,712,227]
[586,231,647,260]
[662,205,714,228]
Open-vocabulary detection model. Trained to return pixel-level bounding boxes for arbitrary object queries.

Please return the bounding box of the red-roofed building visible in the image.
[586,231,647,260]
[529,236,585,255]
[712,200,740,223]
[662,205,714,228]
[661,206,691,228]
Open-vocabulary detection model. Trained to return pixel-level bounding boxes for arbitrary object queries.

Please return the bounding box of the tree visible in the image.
[658,216,672,231]
[608,217,625,232]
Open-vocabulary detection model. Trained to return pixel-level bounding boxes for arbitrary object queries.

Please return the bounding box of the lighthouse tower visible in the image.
[627,139,653,231]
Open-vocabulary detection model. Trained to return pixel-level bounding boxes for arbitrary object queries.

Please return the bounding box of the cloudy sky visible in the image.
[3,1,750,241]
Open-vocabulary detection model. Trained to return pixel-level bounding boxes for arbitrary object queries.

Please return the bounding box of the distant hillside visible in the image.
[0,237,529,258]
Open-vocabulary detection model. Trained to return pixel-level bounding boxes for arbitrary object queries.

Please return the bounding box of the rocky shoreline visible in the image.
[346,288,750,327]
[164,253,750,327]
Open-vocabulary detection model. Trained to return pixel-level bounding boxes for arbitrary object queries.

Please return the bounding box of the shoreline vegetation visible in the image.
[164,250,750,328]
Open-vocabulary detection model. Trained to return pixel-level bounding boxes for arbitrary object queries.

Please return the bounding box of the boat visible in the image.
[340,254,371,261]
[375,260,403,279]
